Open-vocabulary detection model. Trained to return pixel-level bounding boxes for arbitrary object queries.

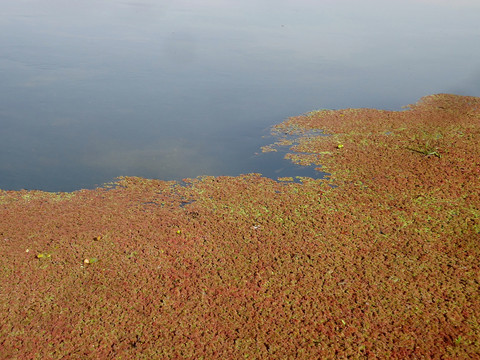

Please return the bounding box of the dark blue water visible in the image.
[1,0,479,191]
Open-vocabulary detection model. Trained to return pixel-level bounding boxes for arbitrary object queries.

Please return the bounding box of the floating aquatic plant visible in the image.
[0,94,479,359]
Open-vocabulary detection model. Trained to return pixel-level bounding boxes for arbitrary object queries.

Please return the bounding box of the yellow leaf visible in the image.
[84,257,98,264]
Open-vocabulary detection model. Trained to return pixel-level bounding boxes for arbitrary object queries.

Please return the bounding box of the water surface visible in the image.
[1,0,479,191]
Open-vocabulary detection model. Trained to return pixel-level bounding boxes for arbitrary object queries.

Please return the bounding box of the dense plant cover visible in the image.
[1,94,479,358]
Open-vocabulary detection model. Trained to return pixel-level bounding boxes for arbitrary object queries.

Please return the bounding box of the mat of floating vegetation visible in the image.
[1,94,479,358]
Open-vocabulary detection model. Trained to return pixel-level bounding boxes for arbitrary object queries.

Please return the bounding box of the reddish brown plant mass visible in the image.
[1,94,479,358]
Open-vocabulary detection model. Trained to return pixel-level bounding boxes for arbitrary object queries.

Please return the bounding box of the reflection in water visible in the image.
[0,0,479,191]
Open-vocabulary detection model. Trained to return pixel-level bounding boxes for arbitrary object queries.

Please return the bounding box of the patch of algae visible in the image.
[0,94,479,359]
[0,189,77,205]
[274,93,480,234]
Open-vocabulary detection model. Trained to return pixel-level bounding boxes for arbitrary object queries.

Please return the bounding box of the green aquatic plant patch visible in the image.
[1,94,479,358]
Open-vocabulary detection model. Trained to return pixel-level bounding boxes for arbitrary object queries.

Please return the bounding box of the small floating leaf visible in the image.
[337,144,344,149]
[93,235,103,241]
[37,253,51,259]
[127,251,137,259]
[84,257,98,264]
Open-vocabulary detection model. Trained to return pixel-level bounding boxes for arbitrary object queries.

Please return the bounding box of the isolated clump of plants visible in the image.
[1,94,479,359]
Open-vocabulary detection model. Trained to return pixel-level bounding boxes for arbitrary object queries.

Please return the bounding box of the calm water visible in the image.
[1,0,479,191]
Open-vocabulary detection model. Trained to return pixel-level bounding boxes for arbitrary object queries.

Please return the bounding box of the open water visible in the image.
[1,0,479,191]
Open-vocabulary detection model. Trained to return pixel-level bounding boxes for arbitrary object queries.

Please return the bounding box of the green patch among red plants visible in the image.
[1,94,479,358]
